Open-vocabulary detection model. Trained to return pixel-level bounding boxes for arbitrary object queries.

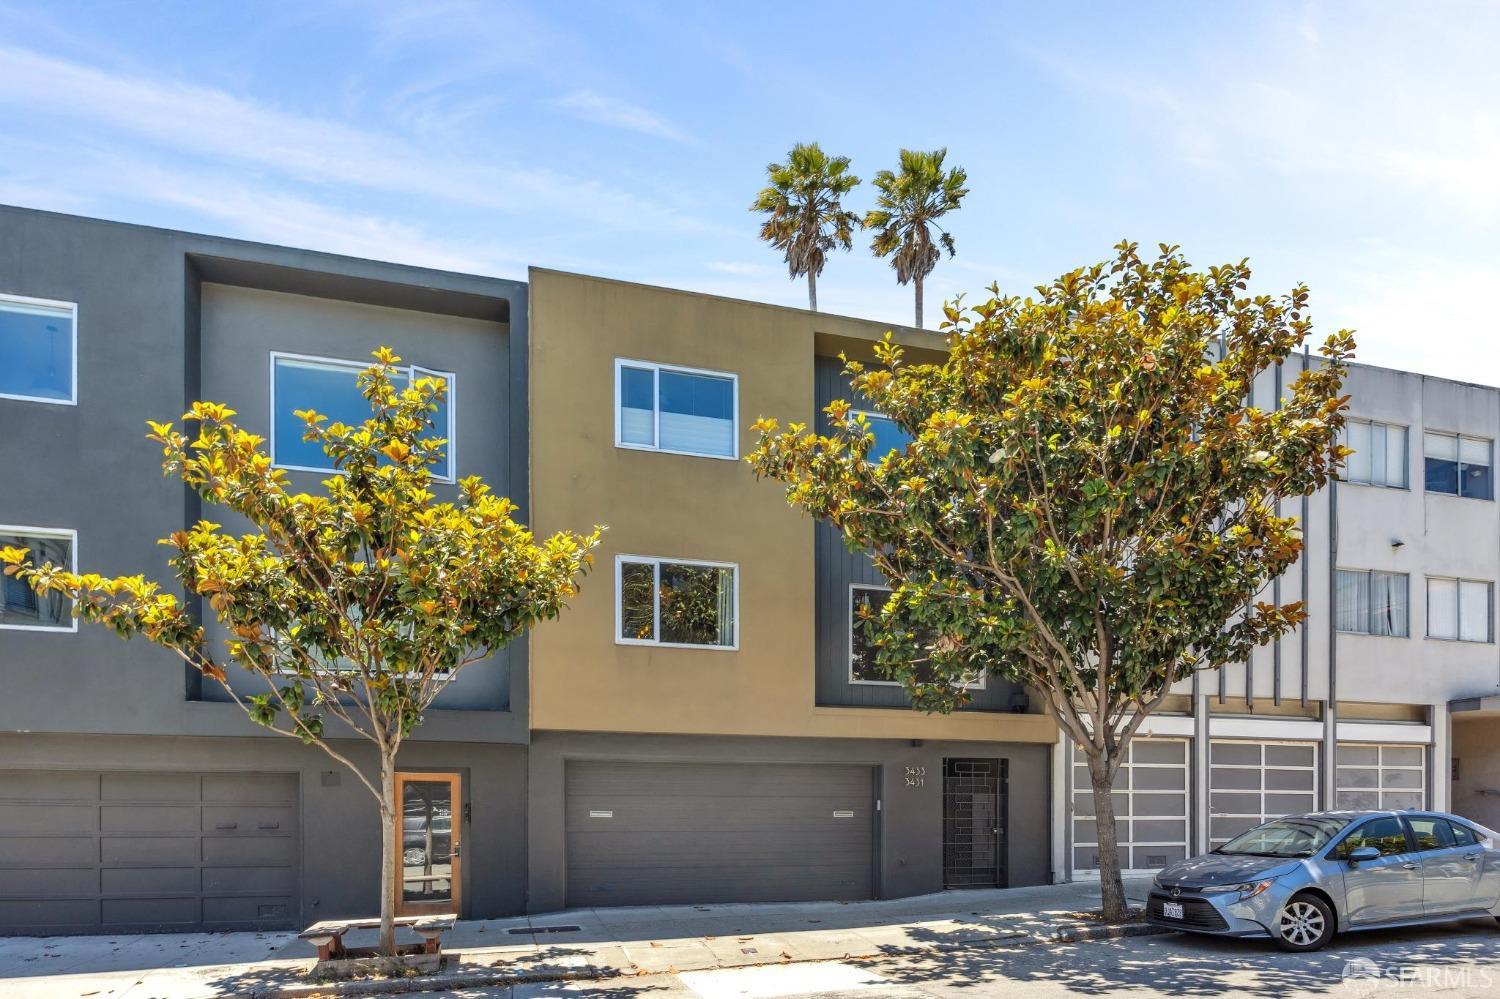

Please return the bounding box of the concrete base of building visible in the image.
[0,732,528,935]
[523,730,1051,914]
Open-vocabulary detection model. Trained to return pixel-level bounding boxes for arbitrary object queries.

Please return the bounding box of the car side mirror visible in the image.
[1347,846,1380,867]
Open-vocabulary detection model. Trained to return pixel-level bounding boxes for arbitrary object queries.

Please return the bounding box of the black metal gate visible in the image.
[942,758,1007,889]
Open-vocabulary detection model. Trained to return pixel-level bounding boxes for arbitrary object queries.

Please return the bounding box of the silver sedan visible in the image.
[1147,810,1500,951]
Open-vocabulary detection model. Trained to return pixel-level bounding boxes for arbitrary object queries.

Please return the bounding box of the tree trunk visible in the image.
[807,270,818,312]
[1086,751,1129,922]
[914,275,923,329]
[378,757,399,956]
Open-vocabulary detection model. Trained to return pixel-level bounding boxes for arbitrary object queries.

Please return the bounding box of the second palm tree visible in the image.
[865,148,969,328]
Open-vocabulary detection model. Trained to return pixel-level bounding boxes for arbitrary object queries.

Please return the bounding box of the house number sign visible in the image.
[904,765,926,787]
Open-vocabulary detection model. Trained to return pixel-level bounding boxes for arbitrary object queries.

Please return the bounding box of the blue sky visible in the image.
[1,1,1495,382]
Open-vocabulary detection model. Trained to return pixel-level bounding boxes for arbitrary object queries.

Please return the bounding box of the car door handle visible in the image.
[1465,853,1481,863]
[1401,862,1419,870]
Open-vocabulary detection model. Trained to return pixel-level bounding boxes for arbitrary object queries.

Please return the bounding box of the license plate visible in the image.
[1161,901,1185,920]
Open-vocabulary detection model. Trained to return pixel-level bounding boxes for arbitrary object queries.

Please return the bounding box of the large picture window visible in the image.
[1424,431,1492,499]
[0,527,76,631]
[1427,576,1493,643]
[1334,569,1409,636]
[0,293,76,405]
[848,584,983,688]
[1339,419,1407,488]
[852,410,913,464]
[271,353,455,481]
[616,555,737,649]
[615,359,737,459]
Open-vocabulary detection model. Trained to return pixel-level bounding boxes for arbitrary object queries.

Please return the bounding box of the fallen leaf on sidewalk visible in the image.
[649,941,662,948]
[668,965,679,973]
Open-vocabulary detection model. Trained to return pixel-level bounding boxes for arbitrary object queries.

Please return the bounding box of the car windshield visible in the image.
[1217,816,1350,858]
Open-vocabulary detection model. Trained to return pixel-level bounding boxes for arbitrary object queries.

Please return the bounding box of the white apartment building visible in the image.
[1057,358,1500,881]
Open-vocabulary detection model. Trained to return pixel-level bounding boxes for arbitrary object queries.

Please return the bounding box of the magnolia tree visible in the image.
[748,243,1353,919]
[3,350,601,955]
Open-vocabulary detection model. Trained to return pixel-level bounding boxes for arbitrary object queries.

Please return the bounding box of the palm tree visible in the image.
[751,143,861,311]
[865,148,970,328]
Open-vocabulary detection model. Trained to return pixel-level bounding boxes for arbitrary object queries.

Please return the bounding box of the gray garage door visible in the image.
[565,760,875,907]
[0,769,300,934]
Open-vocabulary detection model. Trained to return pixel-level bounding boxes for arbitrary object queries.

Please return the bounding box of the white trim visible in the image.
[1133,714,1196,737]
[268,351,457,483]
[0,293,78,406]
[613,357,740,461]
[0,525,78,632]
[1336,721,1434,744]
[1208,716,1325,741]
[614,554,739,651]
[846,583,985,689]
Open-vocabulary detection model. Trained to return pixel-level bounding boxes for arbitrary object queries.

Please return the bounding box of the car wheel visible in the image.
[1275,894,1335,952]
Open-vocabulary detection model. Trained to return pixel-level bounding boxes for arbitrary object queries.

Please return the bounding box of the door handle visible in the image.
[1401,862,1419,870]
[1465,853,1481,862]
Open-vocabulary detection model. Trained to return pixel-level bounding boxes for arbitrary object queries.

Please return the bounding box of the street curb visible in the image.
[245,922,1174,998]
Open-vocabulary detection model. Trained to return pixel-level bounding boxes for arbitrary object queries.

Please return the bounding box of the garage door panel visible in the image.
[0,836,95,867]
[1209,741,1321,848]
[5,803,97,834]
[203,773,298,802]
[0,899,97,927]
[102,772,199,801]
[202,835,297,866]
[565,761,874,907]
[0,769,301,934]
[102,805,198,834]
[1071,740,1189,874]
[0,770,98,800]
[204,865,298,893]
[202,804,296,833]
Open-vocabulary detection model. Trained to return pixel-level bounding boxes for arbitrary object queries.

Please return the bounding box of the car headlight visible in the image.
[1202,879,1275,901]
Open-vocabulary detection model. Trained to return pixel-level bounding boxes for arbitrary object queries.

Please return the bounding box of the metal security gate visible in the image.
[0,769,300,934]
[565,760,875,907]
[942,758,1007,888]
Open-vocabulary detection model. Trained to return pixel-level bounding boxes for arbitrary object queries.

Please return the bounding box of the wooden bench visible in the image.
[299,914,457,961]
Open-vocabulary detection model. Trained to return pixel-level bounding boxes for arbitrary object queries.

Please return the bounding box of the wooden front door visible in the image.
[394,772,461,916]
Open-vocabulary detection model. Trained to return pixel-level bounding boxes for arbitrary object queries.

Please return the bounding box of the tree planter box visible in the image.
[299,914,456,981]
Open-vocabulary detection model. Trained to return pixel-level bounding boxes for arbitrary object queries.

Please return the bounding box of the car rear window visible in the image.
[1449,821,1480,847]
[1406,816,1454,852]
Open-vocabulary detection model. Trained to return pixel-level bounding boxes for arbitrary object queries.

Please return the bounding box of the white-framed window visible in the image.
[1426,576,1493,643]
[615,359,738,460]
[1208,741,1318,847]
[1424,431,1493,500]
[616,554,738,649]
[1335,569,1409,636]
[848,583,983,688]
[851,410,913,464]
[270,352,456,482]
[1336,743,1425,810]
[0,526,77,632]
[0,293,77,406]
[1072,739,1189,873]
[1339,418,1407,488]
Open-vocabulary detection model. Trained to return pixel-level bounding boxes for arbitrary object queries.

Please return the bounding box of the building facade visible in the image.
[2,206,1498,933]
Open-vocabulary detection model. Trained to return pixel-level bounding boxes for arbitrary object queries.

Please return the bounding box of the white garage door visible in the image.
[1209,741,1319,847]
[1336,744,1426,810]
[1072,739,1189,874]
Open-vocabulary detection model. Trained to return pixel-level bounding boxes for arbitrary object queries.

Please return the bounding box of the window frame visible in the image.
[268,351,458,483]
[847,583,985,689]
[1423,429,1494,500]
[0,524,78,633]
[1338,417,1409,489]
[614,553,740,651]
[1333,567,1410,637]
[0,292,79,407]
[1425,575,1495,643]
[613,358,740,461]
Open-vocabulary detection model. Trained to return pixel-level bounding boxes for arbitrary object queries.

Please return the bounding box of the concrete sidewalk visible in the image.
[0,878,1155,999]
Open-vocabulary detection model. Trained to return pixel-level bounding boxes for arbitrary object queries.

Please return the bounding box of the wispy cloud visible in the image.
[705,260,776,276]
[555,89,693,143]
[0,44,710,233]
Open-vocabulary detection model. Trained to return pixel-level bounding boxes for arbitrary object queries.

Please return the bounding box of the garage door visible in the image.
[1336,743,1426,810]
[1072,739,1189,874]
[565,761,874,907]
[1209,742,1319,847]
[0,769,300,934]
